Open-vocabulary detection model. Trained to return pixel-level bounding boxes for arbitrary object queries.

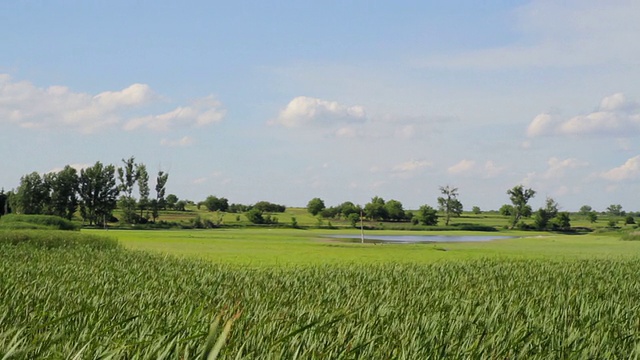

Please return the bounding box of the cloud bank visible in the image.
[0,74,225,133]
[527,93,640,137]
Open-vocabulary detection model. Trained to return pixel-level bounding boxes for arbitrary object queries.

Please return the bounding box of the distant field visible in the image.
[92,227,640,266]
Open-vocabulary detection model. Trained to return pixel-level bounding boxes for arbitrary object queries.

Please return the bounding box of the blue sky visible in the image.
[1,1,639,211]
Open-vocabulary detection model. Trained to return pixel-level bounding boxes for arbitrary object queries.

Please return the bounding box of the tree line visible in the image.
[307,184,638,230]
[307,185,462,227]
[1,157,169,226]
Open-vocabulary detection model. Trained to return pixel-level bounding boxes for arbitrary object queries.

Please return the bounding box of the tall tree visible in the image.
[384,199,406,221]
[534,197,559,230]
[136,163,150,219]
[49,165,79,220]
[202,196,229,212]
[506,185,536,229]
[306,197,326,216]
[78,162,119,226]
[416,204,438,226]
[606,204,624,217]
[0,189,8,216]
[579,205,593,215]
[364,196,387,221]
[13,172,49,214]
[437,185,463,226]
[155,171,169,209]
[118,157,139,224]
[150,170,169,222]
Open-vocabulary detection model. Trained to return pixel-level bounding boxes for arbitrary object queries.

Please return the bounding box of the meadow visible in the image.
[106,227,640,266]
[2,212,640,358]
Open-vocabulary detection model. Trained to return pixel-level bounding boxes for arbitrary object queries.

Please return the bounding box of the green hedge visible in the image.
[0,230,119,250]
[0,214,80,231]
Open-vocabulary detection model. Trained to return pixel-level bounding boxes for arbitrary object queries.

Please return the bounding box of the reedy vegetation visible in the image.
[2,233,640,358]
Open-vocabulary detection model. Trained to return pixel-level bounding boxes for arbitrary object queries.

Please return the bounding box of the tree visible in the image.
[416,205,438,226]
[245,208,264,224]
[533,197,559,230]
[203,196,229,212]
[49,165,79,220]
[472,206,481,215]
[320,206,339,219]
[0,189,7,217]
[78,162,119,226]
[587,211,598,223]
[338,201,359,218]
[347,213,360,228]
[253,201,285,213]
[553,212,571,230]
[155,171,169,209]
[384,199,406,221]
[165,194,178,210]
[625,215,636,225]
[118,157,139,224]
[364,196,387,221]
[13,172,49,214]
[606,204,624,217]
[146,170,169,223]
[579,205,593,215]
[136,163,150,219]
[506,185,535,229]
[437,186,463,226]
[174,200,187,211]
[499,204,513,216]
[306,198,326,216]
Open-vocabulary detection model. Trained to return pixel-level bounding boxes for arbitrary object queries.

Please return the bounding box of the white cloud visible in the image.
[124,95,225,131]
[524,157,588,186]
[393,159,431,172]
[271,96,366,128]
[601,155,640,181]
[543,157,588,179]
[526,113,554,137]
[526,93,640,137]
[192,177,207,184]
[447,159,476,175]
[0,74,154,133]
[0,74,225,134]
[160,136,195,147]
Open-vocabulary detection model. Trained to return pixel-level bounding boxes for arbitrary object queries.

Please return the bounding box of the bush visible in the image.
[0,230,118,250]
[0,214,80,231]
[451,223,497,232]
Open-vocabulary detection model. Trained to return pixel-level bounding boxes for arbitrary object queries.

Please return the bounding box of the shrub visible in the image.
[0,214,80,231]
[0,230,118,249]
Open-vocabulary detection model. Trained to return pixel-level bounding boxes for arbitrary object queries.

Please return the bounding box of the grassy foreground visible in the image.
[3,239,640,358]
[3,229,640,358]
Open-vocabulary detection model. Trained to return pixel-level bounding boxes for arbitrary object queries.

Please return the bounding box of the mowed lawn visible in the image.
[86,228,640,266]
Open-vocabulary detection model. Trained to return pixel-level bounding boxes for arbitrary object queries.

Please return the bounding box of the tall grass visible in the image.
[0,230,118,250]
[0,214,80,231]
[2,237,640,358]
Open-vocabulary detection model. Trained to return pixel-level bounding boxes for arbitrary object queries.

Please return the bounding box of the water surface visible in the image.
[325,234,515,243]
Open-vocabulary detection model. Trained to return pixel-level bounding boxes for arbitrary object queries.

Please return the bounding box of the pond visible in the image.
[324,234,516,244]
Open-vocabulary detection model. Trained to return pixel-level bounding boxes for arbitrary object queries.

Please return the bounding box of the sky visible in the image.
[1,0,640,212]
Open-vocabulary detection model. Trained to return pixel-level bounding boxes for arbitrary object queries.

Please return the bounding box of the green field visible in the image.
[3,226,640,358]
[99,227,640,266]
